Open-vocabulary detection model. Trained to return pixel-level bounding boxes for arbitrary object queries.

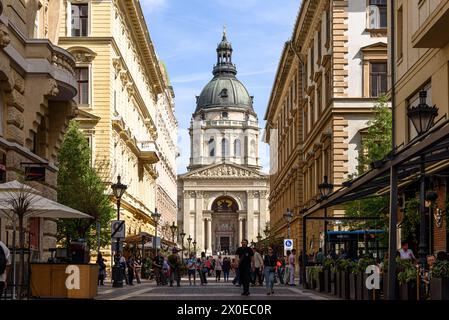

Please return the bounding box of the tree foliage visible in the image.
[56,120,114,249]
[344,96,391,233]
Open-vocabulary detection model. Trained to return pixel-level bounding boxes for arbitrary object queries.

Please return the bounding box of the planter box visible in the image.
[430,278,449,300]
[399,282,417,300]
[331,272,337,296]
[340,271,350,300]
[323,270,331,293]
[336,271,342,297]
[349,273,358,300]
[316,271,325,292]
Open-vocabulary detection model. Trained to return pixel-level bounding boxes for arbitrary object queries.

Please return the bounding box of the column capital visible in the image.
[247,191,255,199]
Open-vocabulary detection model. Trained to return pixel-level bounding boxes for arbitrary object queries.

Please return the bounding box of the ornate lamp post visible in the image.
[193,240,197,256]
[187,235,192,257]
[170,221,178,244]
[407,90,438,269]
[179,230,186,260]
[151,208,161,256]
[111,175,127,288]
[283,209,293,239]
[318,175,334,253]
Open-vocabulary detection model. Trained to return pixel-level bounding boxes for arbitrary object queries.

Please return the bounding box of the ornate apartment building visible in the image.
[390,0,449,252]
[53,0,177,247]
[0,0,77,260]
[178,32,269,256]
[265,0,388,253]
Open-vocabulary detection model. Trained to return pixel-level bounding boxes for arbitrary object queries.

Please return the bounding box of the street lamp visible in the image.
[193,239,197,256]
[111,175,127,288]
[179,230,186,260]
[151,208,161,256]
[318,175,334,254]
[187,235,192,257]
[256,233,262,243]
[170,221,178,244]
[283,209,293,238]
[407,90,438,269]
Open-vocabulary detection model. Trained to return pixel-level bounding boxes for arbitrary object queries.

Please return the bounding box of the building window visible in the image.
[71,4,89,37]
[222,111,228,118]
[310,46,315,79]
[75,67,89,105]
[317,29,322,64]
[234,139,241,157]
[397,6,403,59]
[221,138,228,158]
[368,0,387,29]
[208,138,215,157]
[369,62,387,97]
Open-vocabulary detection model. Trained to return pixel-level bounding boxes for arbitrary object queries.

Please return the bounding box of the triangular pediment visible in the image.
[179,163,267,179]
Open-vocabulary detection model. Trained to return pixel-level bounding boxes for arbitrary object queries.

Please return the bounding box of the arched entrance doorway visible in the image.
[211,196,240,255]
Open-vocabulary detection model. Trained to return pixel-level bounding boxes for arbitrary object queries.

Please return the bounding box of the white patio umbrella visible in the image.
[0,180,93,299]
[0,180,93,219]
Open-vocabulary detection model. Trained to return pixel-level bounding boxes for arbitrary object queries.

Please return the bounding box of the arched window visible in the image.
[221,138,228,157]
[208,138,215,157]
[234,139,241,157]
[250,139,256,157]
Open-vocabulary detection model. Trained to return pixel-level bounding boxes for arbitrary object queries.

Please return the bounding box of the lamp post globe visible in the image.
[192,240,197,255]
[187,235,192,257]
[151,208,161,256]
[407,90,438,136]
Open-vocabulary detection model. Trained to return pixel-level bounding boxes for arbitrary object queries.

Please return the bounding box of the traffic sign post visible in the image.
[284,239,293,255]
[111,220,125,239]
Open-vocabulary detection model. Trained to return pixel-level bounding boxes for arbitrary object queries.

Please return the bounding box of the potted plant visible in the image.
[397,259,418,300]
[323,258,333,293]
[349,261,359,300]
[430,260,449,300]
[336,259,351,299]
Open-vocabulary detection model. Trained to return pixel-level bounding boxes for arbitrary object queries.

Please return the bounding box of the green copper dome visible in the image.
[195,31,254,113]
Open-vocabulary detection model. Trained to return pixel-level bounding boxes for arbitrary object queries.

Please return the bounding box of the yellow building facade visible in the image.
[265,0,388,255]
[51,0,175,254]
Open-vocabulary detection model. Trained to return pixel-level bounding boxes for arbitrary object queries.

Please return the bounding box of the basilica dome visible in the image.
[195,31,254,113]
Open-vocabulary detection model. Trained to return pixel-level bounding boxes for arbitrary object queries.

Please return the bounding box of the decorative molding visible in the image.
[188,164,263,179]
[0,23,10,48]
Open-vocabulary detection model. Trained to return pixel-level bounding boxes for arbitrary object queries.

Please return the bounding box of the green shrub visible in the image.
[432,260,449,279]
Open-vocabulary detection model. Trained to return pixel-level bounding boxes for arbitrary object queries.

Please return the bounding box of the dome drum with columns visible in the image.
[178,30,270,256]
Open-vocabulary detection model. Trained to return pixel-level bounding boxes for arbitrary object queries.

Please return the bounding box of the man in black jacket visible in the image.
[235,239,254,296]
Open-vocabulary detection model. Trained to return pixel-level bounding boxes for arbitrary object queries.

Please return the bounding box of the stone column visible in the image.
[247,191,254,242]
[195,191,204,252]
[259,191,268,236]
[238,218,243,244]
[207,218,212,255]
[183,191,190,241]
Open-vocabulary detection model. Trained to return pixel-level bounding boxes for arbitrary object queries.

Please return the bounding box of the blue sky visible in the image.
[140,0,300,173]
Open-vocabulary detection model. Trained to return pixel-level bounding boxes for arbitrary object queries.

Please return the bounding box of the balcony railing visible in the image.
[204,120,259,128]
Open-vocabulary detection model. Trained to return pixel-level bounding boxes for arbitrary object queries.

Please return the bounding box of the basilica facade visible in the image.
[178,31,269,256]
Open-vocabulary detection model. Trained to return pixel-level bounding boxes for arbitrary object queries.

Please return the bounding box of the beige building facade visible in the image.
[53,0,176,251]
[0,0,77,261]
[265,0,388,254]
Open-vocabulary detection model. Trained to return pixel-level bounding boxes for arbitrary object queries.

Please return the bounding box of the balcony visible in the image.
[412,0,449,48]
[138,141,159,164]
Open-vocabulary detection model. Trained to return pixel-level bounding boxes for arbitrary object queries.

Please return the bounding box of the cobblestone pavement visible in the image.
[95,277,332,300]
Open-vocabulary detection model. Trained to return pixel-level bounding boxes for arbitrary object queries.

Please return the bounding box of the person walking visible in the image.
[264,246,277,295]
[289,249,297,286]
[284,251,291,285]
[0,240,11,299]
[168,248,181,287]
[152,251,164,286]
[253,248,264,286]
[96,253,107,286]
[187,253,197,285]
[235,239,254,296]
[127,255,135,285]
[215,256,223,282]
[134,256,142,284]
[222,257,231,282]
